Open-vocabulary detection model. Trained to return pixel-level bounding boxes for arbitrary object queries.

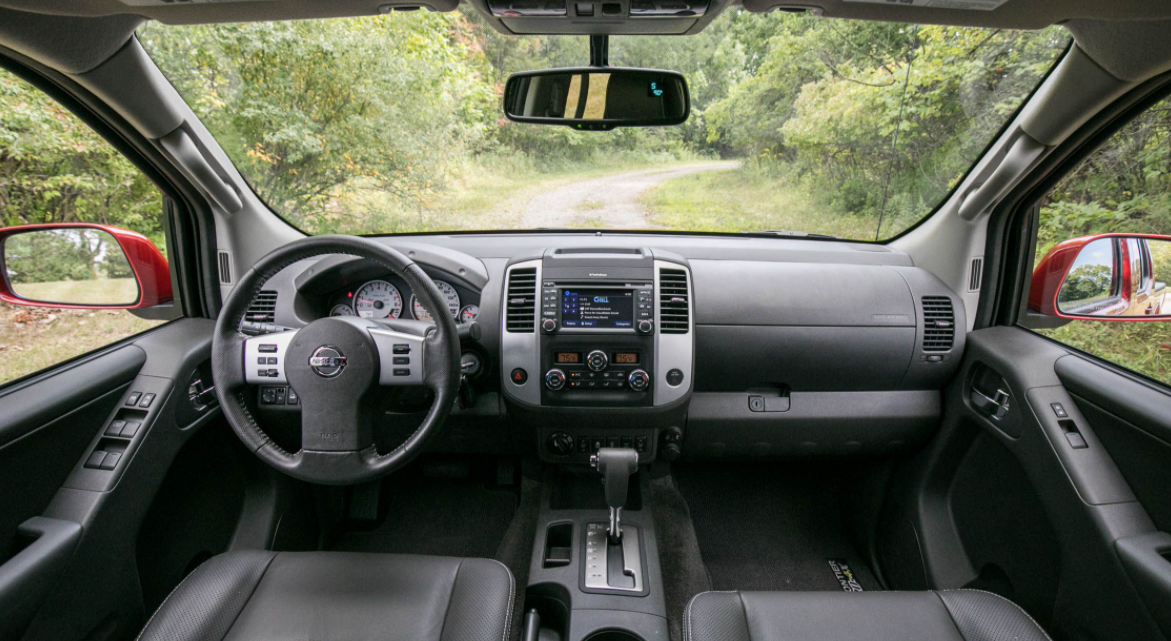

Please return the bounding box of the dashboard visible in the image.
[246,232,967,464]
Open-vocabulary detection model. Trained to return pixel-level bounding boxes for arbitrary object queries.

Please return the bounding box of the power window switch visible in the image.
[106,420,127,436]
[126,392,141,406]
[84,451,107,469]
[1065,432,1088,449]
[99,453,121,470]
[120,421,142,438]
[139,393,156,408]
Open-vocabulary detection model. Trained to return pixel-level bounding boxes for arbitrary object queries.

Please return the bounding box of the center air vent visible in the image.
[245,290,278,324]
[659,268,690,334]
[505,267,537,333]
[921,296,955,352]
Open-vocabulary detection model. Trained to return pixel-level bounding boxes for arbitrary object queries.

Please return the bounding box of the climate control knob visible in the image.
[586,350,609,372]
[545,369,567,391]
[637,319,654,334]
[628,369,650,392]
[542,318,558,333]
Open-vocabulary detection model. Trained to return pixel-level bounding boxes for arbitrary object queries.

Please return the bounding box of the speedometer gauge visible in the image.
[330,304,355,317]
[353,280,403,319]
[411,280,460,321]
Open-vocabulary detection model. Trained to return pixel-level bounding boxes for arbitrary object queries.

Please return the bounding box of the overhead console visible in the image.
[501,248,694,462]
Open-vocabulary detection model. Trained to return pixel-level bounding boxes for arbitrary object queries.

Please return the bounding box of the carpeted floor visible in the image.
[331,474,519,559]
[673,464,879,593]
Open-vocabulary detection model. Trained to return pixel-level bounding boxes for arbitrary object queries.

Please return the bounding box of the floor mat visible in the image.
[331,479,518,559]
[674,464,879,592]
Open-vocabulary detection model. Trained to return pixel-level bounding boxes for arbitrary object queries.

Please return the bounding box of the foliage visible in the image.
[0,70,163,246]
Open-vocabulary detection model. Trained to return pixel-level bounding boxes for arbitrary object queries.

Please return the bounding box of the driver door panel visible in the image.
[0,319,255,641]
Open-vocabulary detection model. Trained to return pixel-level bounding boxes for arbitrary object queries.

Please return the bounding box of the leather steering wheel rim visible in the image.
[211,235,462,485]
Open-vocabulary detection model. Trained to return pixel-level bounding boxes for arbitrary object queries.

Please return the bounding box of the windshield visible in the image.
[138,12,1068,240]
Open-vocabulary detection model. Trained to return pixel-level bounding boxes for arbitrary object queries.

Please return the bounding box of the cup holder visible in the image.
[583,631,645,641]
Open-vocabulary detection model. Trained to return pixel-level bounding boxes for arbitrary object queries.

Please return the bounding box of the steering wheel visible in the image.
[211,235,462,485]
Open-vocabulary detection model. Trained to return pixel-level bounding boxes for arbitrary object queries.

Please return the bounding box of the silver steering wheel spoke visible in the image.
[243,329,299,385]
[368,326,428,386]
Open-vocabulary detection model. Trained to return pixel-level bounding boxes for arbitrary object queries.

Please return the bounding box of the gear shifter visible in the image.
[591,447,638,543]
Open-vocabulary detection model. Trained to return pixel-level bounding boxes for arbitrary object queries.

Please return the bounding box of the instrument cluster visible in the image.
[324,275,479,323]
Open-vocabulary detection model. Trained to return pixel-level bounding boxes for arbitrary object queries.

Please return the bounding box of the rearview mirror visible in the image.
[503,68,689,131]
[0,224,172,309]
[1029,234,1169,320]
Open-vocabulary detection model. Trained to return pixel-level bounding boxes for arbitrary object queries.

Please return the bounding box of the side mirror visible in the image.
[1029,234,1169,320]
[503,67,689,131]
[0,224,171,309]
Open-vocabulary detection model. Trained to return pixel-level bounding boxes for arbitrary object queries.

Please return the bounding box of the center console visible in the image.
[500,248,694,463]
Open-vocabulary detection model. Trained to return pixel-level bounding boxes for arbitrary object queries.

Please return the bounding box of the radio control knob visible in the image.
[587,350,609,372]
[542,318,558,333]
[545,369,566,391]
[637,319,654,334]
[628,369,650,392]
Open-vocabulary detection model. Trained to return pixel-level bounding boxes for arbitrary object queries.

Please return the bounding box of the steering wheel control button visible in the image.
[666,368,685,387]
[392,344,411,354]
[393,368,411,377]
[138,393,156,408]
[392,356,410,365]
[126,392,141,406]
[587,350,609,372]
[309,346,347,378]
[628,370,650,392]
[545,369,567,391]
[511,368,528,385]
[258,344,277,353]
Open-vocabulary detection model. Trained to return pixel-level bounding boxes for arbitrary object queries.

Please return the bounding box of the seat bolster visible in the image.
[684,592,751,641]
[935,590,1053,641]
[440,558,516,641]
[137,551,277,641]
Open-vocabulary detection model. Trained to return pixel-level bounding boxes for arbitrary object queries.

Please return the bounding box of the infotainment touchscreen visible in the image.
[561,289,634,329]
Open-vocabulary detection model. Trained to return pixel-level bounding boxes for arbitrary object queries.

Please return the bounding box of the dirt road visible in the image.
[518,160,740,229]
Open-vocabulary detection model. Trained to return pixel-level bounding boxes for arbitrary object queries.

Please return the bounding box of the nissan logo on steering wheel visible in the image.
[309,346,347,378]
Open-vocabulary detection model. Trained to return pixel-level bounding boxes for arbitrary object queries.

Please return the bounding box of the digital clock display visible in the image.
[556,352,581,364]
[614,352,639,364]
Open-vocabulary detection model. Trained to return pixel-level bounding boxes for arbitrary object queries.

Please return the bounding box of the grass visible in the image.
[1036,321,1171,386]
[11,278,139,306]
[642,167,881,240]
[0,302,163,385]
[572,199,605,212]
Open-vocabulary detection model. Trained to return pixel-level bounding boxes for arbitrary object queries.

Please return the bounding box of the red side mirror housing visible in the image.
[0,223,172,309]
[1030,233,1169,320]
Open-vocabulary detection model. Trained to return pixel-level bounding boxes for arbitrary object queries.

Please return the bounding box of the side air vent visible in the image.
[218,251,232,285]
[659,268,690,334]
[967,257,984,293]
[245,290,278,324]
[505,267,537,333]
[921,296,955,352]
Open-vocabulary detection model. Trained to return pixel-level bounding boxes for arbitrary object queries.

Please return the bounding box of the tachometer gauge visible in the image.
[459,304,479,323]
[353,280,403,319]
[329,304,355,317]
[411,280,460,321]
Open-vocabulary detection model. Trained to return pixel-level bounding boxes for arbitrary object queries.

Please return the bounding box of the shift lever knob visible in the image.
[591,447,638,542]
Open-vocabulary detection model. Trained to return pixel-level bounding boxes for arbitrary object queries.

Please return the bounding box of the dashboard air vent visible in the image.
[245,290,278,324]
[218,251,232,285]
[505,267,537,333]
[659,268,690,334]
[921,296,955,352]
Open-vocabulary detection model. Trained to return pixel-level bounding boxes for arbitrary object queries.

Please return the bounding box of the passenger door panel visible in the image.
[885,326,1167,641]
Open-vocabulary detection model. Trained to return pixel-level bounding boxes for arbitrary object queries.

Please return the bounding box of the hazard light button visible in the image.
[510,368,528,385]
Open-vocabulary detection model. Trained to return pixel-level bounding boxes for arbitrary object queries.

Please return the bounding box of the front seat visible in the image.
[685,590,1050,641]
[138,551,513,641]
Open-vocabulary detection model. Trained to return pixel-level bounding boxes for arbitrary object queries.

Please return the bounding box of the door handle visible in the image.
[0,517,82,639]
[971,387,1011,420]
